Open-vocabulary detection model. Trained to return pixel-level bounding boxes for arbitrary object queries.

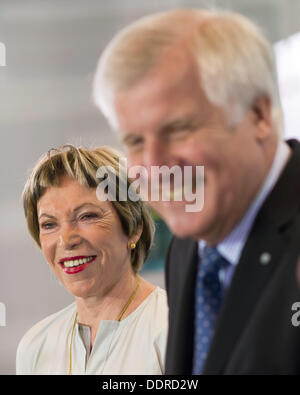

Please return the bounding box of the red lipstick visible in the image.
[59,255,97,275]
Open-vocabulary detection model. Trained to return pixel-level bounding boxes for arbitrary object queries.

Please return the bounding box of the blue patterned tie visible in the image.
[192,247,229,374]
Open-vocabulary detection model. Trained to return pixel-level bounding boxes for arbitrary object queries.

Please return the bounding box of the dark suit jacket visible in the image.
[165,139,300,374]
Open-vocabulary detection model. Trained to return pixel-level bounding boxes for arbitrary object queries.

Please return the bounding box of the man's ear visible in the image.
[251,95,272,140]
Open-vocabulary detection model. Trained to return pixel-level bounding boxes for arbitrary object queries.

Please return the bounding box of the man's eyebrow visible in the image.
[121,133,142,146]
[160,116,198,132]
[120,116,198,145]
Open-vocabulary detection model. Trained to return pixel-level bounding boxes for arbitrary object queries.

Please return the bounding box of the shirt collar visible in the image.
[198,140,291,265]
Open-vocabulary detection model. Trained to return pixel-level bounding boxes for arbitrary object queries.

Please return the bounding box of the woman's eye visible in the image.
[40,222,56,230]
[80,213,99,221]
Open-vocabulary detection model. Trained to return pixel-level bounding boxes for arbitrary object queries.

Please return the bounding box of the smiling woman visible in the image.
[17,145,168,375]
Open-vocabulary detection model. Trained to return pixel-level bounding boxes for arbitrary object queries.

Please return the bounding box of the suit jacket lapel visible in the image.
[165,238,198,374]
[203,215,287,374]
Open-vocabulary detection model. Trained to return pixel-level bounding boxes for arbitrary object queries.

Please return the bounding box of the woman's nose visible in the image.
[58,223,83,250]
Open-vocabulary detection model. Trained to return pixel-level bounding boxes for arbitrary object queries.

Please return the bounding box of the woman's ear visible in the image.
[136,223,143,242]
[129,223,143,249]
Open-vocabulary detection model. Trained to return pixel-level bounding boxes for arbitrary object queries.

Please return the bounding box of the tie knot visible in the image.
[200,247,229,275]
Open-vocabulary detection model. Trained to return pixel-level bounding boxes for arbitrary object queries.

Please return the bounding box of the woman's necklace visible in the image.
[68,276,141,375]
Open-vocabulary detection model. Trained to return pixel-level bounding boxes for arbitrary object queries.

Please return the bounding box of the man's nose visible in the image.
[59,223,83,250]
[142,139,171,171]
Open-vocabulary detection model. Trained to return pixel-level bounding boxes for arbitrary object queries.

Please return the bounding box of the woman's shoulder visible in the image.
[150,285,168,302]
[138,286,169,354]
[18,302,76,347]
[151,286,168,308]
[138,286,168,326]
[16,302,76,374]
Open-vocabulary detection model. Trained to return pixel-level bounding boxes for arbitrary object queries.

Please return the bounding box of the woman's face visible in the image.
[37,176,134,298]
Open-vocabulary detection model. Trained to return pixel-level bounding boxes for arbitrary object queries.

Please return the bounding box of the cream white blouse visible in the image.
[16,287,168,375]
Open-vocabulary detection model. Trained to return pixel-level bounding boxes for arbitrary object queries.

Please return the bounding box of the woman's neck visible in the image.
[74,271,156,346]
[75,270,137,326]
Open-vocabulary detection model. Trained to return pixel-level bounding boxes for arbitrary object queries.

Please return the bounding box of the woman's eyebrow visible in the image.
[38,203,102,220]
[73,203,103,213]
[39,203,101,219]
[73,203,106,217]
[38,213,57,221]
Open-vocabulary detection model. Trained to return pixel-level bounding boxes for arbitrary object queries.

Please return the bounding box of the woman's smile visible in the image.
[59,255,97,274]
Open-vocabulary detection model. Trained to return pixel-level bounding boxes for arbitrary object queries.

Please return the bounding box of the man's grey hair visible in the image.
[93,9,284,136]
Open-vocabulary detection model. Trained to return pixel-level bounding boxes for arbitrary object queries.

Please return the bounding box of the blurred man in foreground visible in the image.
[94,9,300,374]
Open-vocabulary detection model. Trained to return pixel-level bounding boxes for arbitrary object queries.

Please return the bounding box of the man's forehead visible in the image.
[116,45,198,101]
[114,57,203,131]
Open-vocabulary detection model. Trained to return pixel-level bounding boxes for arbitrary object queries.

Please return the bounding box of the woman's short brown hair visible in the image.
[22,144,155,272]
